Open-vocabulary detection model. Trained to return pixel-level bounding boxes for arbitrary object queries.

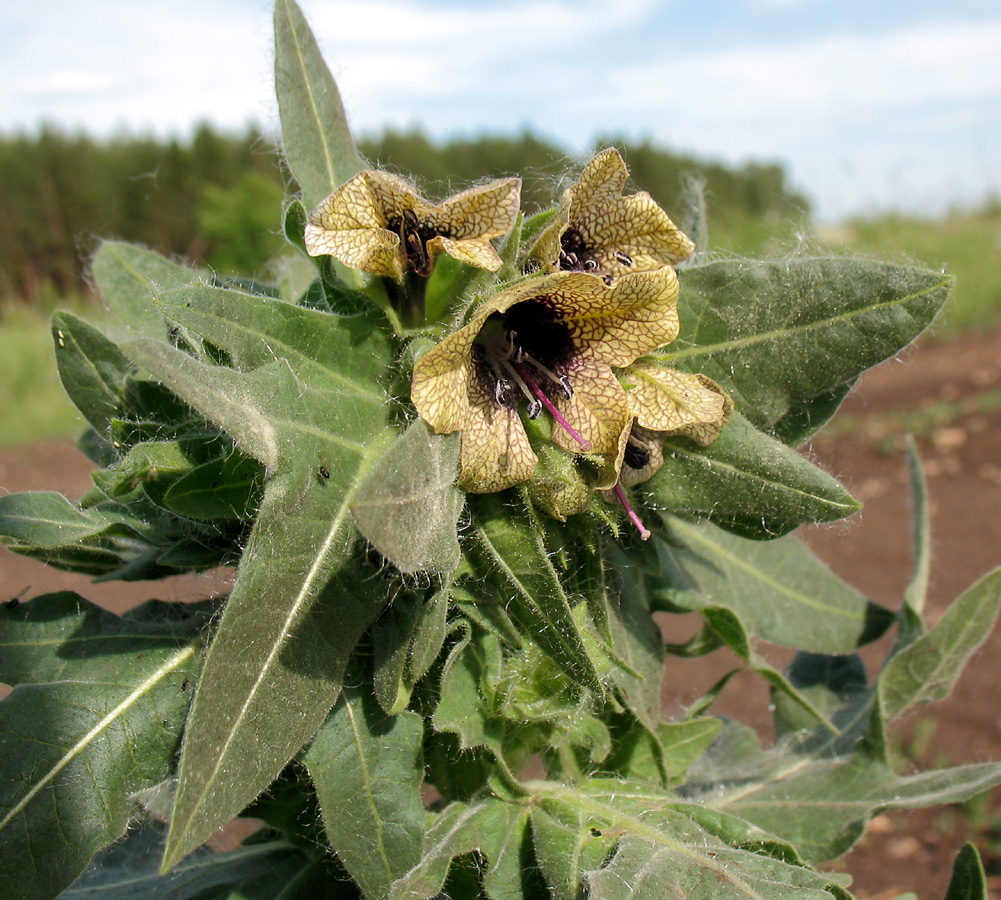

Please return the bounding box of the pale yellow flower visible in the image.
[614,365,733,488]
[411,268,681,493]
[304,170,521,281]
[531,148,695,283]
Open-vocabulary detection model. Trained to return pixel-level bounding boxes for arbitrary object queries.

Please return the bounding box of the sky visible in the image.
[2,0,999,222]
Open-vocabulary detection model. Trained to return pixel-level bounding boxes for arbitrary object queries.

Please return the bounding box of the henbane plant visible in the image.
[1,2,999,898]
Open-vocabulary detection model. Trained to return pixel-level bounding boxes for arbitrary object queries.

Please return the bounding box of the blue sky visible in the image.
[2,0,999,221]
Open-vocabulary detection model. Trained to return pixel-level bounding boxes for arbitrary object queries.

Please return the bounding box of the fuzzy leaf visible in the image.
[352,419,463,576]
[645,413,860,538]
[51,311,132,439]
[523,780,835,900]
[944,843,988,900]
[654,517,893,652]
[711,753,1001,862]
[468,493,603,693]
[664,257,951,434]
[116,289,398,869]
[0,594,205,900]
[274,0,365,212]
[162,451,265,521]
[388,798,530,900]
[302,685,425,899]
[91,240,204,337]
[59,820,328,900]
[878,566,1001,722]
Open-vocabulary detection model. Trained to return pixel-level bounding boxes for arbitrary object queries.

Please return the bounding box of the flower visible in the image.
[304,170,521,281]
[530,148,695,283]
[614,363,733,488]
[411,268,681,493]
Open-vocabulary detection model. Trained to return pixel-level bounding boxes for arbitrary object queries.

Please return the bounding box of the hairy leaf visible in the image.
[644,413,860,538]
[654,517,893,652]
[302,685,425,899]
[665,257,951,434]
[0,594,205,900]
[274,0,365,211]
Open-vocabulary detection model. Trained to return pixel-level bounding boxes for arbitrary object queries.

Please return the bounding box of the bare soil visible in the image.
[2,329,1001,898]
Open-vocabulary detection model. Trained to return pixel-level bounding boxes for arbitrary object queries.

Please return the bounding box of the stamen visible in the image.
[520,370,591,451]
[504,330,524,364]
[613,482,651,540]
[521,353,573,400]
[500,358,540,411]
[614,250,633,267]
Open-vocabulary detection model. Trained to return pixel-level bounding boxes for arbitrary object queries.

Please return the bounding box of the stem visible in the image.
[613,482,651,540]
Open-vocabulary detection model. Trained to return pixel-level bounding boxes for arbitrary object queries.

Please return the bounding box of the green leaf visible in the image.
[713,754,1001,863]
[302,684,425,899]
[91,240,204,337]
[162,450,265,521]
[770,379,856,447]
[274,0,364,212]
[701,607,838,733]
[524,779,836,900]
[654,517,893,652]
[388,798,531,900]
[645,413,861,538]
[900,436,931,640]
[0,593,205,900]
[352,420,463,576]
[878,566,1001,722]
[114,291,399,868]
[467,493,603,693]
[60,820,345,900]
[51,311,132,440]
[664,257,951,433]
[944,843,988,900]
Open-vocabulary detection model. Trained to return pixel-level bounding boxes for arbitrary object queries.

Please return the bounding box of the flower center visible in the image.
[474,302,590,450]
[559,227,634,285]
[389,209,451,277]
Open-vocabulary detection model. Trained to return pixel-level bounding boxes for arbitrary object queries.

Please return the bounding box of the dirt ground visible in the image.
[2,328,1001,899]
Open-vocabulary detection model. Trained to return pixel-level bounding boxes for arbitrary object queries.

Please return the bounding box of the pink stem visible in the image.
[521,371,592,451]
[613,482,651,540]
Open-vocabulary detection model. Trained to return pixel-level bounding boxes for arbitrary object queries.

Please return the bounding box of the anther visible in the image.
[614,250,633,267]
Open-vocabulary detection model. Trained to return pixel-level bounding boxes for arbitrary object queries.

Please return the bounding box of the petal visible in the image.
[542,270,681,367]
[304,171,404,278]
[551,357,631,489]
[428,235,503,272]
[622,363,733,446]
[362,170,424,221]
[411,322,483,435]
[569,148,630,212]
[588,192,695,272]
[459,370,537,492]
[434,177,522,240]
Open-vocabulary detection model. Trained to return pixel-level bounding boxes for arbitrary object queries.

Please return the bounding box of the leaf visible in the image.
[664,257,951,433]
[114,289,399,868]
[302,684,425,899]
[274,0,365,212]
[59,820,332,900]
[878,566,1001,722]
[162,451,265,521]
[701,607,838,733]
[51,311,132,440]
[91,240,204,337]
[645,413,861,538]
[0,593,205,900]
[712,754,1001,863]
[944,843,988,900]
[351,419,463,576]
[900,436,931,640]
[770,379,856,447]
[523,779,836,900]
[388,798,531,900]
[653,517,893,652]
[467,493,603,693]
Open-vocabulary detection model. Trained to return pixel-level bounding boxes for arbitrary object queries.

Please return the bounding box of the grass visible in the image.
[0,300,87,449]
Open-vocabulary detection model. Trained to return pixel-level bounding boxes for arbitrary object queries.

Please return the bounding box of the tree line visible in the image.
[0,123,810,304]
